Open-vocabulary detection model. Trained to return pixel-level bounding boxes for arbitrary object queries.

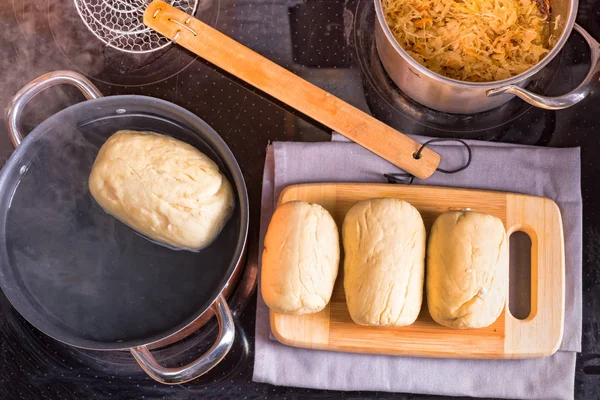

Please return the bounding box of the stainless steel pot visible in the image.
[1,71,250,384]
[374,0,600,113]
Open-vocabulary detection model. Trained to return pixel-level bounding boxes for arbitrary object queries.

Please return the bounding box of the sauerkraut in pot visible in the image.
[382,0,550,82]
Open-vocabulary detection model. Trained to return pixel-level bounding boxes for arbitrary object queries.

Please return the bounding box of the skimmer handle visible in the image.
[143,0,440,180]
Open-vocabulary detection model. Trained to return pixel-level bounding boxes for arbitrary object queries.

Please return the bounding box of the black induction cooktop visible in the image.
[0,0,598,398]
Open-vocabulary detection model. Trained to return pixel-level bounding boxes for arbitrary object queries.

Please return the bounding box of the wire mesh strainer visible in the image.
[74,0,198,53]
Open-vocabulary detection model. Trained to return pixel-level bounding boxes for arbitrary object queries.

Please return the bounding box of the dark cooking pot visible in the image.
[374,0,600,113]
[0,71,249,384]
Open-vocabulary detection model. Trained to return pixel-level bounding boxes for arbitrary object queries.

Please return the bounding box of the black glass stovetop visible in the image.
[0,0,599,398]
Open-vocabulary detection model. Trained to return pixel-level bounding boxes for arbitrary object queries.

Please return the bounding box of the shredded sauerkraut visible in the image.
[382,0,550,82]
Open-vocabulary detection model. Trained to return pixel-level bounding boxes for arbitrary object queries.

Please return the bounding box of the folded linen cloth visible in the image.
[253,136,582,399]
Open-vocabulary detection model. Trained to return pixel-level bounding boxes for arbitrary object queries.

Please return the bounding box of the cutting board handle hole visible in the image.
[508,231,532,320]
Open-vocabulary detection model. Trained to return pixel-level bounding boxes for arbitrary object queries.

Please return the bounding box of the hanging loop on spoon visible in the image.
[385,138,472,184]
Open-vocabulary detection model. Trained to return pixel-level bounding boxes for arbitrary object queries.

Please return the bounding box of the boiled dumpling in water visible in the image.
[89,130,234,250]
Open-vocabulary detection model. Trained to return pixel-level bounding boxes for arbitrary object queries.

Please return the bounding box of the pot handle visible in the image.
[5,70,103,148]
[130,294,235,385]
[487,24,600,110]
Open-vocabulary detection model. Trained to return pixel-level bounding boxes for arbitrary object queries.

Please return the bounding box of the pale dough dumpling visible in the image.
[89,130,234,251]
[261,201,340,315]
[343,198,425,327]
[427,210,508,329]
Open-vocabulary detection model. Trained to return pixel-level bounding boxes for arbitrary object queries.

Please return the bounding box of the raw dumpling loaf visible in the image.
[261,201,340,315]
[343,198,425,326]
[89,130,234,251]
[427,210,508,329]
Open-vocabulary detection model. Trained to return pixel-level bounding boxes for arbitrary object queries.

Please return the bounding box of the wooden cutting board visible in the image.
[269,183,565,359]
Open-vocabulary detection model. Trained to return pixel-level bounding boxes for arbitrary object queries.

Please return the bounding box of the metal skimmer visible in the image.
[74,0,198,53]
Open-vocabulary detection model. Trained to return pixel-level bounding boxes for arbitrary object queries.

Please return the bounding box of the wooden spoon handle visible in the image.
[143,0,440,179]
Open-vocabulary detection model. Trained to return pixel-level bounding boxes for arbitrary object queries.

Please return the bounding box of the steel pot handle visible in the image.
[5,70,103,148]
[130,294,235,385]
[487,24,600,110]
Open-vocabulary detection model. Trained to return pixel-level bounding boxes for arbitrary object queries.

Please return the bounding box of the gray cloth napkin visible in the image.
[253,136,582,399]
